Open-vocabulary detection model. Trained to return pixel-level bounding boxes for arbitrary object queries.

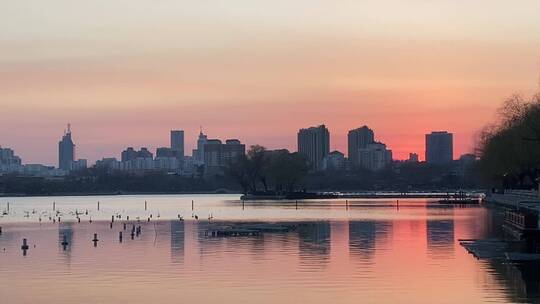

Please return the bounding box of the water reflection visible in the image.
[0,205,539,303]
[59,222,74,255]
[426,211,455,258]
[349,221,391,261]
[298,222,331,268]
[170,221,184,263]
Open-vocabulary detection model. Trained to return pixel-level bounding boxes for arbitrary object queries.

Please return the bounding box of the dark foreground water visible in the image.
[0,195,536,303]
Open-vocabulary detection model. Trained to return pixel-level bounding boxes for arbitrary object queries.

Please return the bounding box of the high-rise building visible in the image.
[170,130,184,159]
[121,147,138,162]
[0,146,22,173]
[58,124,75,170]
[348,126,375,165]
[193,129,208,163]
[202,138,246,175]
[203,139,223,167]
[156,147,176,158]
[425,131,453,164]
[322,151,346,171]
[358,143,393,171]
[222,139,245,167]
[298,124,330,171]
[121,147,153,162]
[0,146,22,166]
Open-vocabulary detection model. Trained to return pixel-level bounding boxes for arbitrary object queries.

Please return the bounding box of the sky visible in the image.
[1,0,540,165]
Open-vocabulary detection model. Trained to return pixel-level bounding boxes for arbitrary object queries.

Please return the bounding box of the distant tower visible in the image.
[58,123,75,170]
[348,126,375,165]
[170,130,185,159]
[297,124,330,171]
[196,128,208,163]
[425,131,453,164]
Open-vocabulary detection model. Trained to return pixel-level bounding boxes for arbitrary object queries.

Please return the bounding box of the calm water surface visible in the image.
[0,195,535,303]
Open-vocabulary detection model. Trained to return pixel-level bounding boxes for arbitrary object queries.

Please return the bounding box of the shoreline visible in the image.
[0,190,483,199]
[0,191,242,198]
[241,191,484,201]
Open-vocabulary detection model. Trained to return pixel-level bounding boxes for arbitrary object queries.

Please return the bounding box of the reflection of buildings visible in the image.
[170,221,185,263]
[297,222,331,265]
[486,259,540,303]
[426,215,455,256]
[58,223,74,264]
[348,221,391,259]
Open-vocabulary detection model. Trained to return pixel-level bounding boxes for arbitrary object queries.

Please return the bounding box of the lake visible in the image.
[0,194,535,303]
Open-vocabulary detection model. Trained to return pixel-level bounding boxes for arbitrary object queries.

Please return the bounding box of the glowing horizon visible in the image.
[1,0,540,165]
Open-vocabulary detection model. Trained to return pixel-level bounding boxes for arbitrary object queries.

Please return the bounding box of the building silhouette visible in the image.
[348,126,375,165]
[192,129,208,163]
[298,124,330,171]
[203,139,245,175]
[170,130,184,159]
[0,146,22,167]
[58,124,75,170]
[425,131,453,164]
[358,142,393,171]
[121,147,153,162]
[322,150,345,171]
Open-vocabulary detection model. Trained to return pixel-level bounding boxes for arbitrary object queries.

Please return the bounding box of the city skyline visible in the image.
[2,1,540,165]
[3,123,460,167]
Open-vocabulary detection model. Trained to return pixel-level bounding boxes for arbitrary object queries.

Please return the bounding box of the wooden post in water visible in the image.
[145,201,147,211]
[346,200,348,210]
[119,231,123,243]
[6,202,9,213]
[192,200,194,211]
[0,226,2,235]
[61,234,68,250]
[242,200,245,210]
[296,200,298,210]
[21,238,29,253]
[92,233,99,247]
[97,201,100,211]
[53,202,56,211]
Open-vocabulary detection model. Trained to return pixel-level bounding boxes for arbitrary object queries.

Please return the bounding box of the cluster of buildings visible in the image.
[298,125,393,172]
[94,129,245,176]
[298,125,461,172]
[0,123,469,178]
[0,145,65,177]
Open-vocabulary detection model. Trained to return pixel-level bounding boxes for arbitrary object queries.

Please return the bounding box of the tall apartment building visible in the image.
[170,130,184,159]
[348,126,374,165]
[58,124,75,170]
[425,131,453,164]
[297,124,330,171]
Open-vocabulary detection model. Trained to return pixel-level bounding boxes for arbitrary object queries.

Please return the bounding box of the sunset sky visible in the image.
[1,0,540,165]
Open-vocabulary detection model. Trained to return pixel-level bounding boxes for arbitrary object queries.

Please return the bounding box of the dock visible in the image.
[206,223,296,237]
[459,239,509,259]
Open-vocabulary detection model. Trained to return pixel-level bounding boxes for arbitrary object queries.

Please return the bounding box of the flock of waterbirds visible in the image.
[0,200,213,256]
[0,198,365,256]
